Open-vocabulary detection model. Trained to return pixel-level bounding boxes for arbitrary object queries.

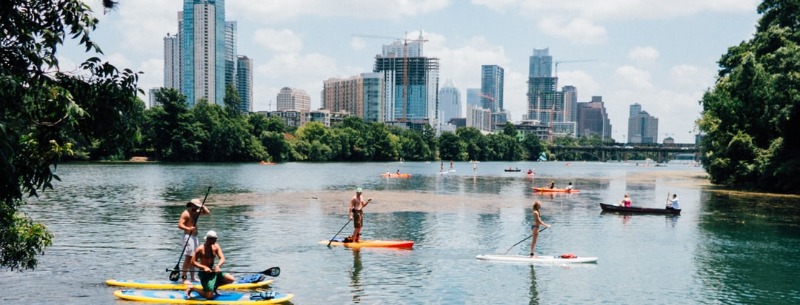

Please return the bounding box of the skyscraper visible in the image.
[277,87,311,112]
[362,73,384,123]
[526,48,564,124]
[181,0,226,107]
[163,33,181,90]
[563,85,578,122]
[235,55,252,112]
[627,103,659,143]
[480,65,504,112]
[224,21,237,88]
[576,96,611,140]
[438,79,461,123]
[373,37,439,127]
[466,88,481,109]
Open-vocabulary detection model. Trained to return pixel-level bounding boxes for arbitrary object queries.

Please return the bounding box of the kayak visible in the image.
[380,173,412,178]
[532,187,580,193]
[476,254,598,264]
[599,202,681,215]
[320,239,414,249]
[105,276,272,290]
[113,289,293,304]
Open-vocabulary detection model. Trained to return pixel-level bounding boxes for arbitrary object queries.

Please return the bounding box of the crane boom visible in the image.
[554,59,596,77]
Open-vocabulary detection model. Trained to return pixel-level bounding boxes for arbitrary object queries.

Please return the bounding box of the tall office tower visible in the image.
[629,103,642,117]
[362,72,384,123]
[163,33,181,89]
[526,48,564,124]
[224,21,237,88]
[466,88,481,109]
[627,103,659,143]
[235,55,252,112]
[480,65,504,112]
[562,85,578,122]
[181,0,225,107]
[276,87,311,112]
[576,96,611,139]
[373,37,439,126]
[322,76,364,117]
[438,79,461,123]
[467,105,492,131]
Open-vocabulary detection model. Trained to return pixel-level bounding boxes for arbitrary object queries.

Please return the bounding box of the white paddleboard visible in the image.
[476,254,598,264]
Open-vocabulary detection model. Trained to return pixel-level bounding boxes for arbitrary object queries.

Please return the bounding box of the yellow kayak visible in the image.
[106,277,272,290]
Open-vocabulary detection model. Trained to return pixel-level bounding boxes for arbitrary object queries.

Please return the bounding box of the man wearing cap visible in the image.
[185,230,234,299]
[178,198,210,284]
[348,188,371,243]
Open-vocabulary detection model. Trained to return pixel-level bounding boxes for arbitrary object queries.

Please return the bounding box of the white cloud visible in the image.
[490,0,757,21]
[253,29,304,53]
[227,0,450,23]
[537,17,607,44]
[670,64,715,91]
[628,47,660,64]
[350,37,368,51]
[470,0,518,12]
[614,65,652,89]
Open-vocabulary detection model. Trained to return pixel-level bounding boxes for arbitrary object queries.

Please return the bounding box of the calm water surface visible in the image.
[1,161,799,304]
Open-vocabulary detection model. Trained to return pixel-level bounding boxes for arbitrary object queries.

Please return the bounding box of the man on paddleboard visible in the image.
[348,188,371,243]
[185,230,235,299]
[179,198,210,284]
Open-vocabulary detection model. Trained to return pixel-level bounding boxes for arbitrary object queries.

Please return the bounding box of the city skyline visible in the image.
[60,0,760,143]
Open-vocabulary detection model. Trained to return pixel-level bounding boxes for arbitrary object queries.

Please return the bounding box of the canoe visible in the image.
[504,168,521,172]
[320,239,414,249]
[113,289,293,304]
[105,276,272,290]
[532,187,580,193]
[599,203,681,215]
[380,173,412,178]
[476,254,598,264]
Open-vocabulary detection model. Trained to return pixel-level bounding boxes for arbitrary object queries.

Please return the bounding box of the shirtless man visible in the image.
[178,198,210,284]
[185,231,234,299]
[348,188,371,243]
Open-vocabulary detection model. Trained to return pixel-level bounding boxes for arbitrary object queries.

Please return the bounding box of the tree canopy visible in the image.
[1,0,139,270]
[698,0,800,193]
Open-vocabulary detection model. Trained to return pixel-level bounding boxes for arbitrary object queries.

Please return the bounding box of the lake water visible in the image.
[1,161,799,304]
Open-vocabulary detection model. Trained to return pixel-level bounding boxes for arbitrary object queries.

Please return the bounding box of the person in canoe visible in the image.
[178,198,210,284]
[620,194,632,207]
[348,187,371,243]
[396,169,401,175]
[185,230,234,299]
[548,180,555,189]
[666,194,680,210]
[565,182,573,190]
[530,201,550,257]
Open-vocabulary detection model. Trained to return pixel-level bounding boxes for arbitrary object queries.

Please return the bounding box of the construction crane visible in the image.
[554,59,596,77]
[351,32,428,122]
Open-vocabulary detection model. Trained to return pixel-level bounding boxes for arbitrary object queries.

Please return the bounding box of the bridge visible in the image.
[548,144,699,162]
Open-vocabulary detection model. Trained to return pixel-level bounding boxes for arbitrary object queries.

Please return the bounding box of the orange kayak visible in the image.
[320,239,414,249]
[532,187,580,193]
[381,173,412,178]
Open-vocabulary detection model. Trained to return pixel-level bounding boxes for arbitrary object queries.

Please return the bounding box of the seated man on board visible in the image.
[185,230,235,299]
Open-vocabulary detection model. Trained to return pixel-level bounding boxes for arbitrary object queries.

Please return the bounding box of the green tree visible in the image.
[1,0,135,270]
[439,131,467,161]
[142,89,204,161]
[698,0,800,192]
[457,127,484,161]
[523,133,546,161]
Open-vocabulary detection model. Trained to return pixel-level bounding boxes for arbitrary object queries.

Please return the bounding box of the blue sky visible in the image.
[61,0,761,143]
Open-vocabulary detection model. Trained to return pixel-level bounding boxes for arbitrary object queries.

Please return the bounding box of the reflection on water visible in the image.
[2,162,800,304]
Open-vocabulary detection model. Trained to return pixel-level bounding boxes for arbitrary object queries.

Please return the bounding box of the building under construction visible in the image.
[373,39,440,128]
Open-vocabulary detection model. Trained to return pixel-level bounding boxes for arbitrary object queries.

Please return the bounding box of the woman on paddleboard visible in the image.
[530,201,550,257]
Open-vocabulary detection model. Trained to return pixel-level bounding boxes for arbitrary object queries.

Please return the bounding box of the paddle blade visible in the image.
[263,267,280,277]
[168,268,180,282]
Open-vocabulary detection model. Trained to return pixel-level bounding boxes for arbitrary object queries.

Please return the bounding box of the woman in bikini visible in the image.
[530,201,550,257]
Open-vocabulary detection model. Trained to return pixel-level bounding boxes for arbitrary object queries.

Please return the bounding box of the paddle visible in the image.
[503,226,549,255]
[327,198,372,246]
[167,267,281,277]
[168,186,212,282]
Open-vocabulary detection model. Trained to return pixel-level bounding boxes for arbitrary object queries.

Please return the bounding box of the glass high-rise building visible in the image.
[373,39,439,127]
[438,79,461,123]
[235,55,252,112]
[480,65,504,112]
[466,88,481,109]
[163,33,181,90]
[225,21,237,88]
[527,48,564,125]
[181,0,226,107]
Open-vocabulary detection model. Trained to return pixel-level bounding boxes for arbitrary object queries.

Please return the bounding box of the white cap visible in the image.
[205,230,218,240]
